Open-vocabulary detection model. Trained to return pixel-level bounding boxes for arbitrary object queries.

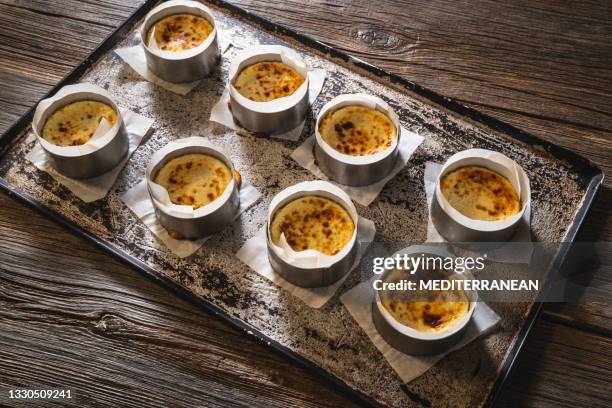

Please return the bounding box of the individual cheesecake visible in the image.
[147,14,214,52]
[154,153,232,209]
[233,62,305,102]
[270,196,355,256]
[440,166,521,221]
[318,105,396,156]
[380,268,470,333]
[42,100,117,147]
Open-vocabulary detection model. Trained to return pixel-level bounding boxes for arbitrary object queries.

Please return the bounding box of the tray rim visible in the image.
[0,0,604,407]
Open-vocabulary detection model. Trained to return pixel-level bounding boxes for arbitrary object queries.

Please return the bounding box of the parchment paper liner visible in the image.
[228,45,310,135]
[372,245,477,356]
[266,180,359,288]
[32,83,129,179]
[431,149,531,242]
[141,0,220,83]
[146,137,240,239]
[314,93,401,186]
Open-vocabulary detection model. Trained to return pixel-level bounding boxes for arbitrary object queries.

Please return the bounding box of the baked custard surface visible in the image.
[154,153,232,209]
[319,105,396,156]
[270,196,354,256]
[233,62,305,102]
[440,165,521,221]
[381,269,470,333]
[42,100,117,147]
[148,14,213,51]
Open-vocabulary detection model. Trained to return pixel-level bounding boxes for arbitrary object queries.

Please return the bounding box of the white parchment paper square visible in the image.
[115,46,200,95]
[210,69,326,141]
[424,162,533,263]
[236,216,376,308]
[121,179,261,258]
[26,108,154,203]
[291,129,424,206]
[341,278,500,383]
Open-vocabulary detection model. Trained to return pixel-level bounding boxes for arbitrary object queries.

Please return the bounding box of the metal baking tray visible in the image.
[0,1,603,407]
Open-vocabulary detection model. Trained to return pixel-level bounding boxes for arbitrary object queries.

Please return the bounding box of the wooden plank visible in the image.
[0,1,138,134]
[0,0,610,406]
[496,318,611,408]
[0,0,145,27]
[544,238,612,332]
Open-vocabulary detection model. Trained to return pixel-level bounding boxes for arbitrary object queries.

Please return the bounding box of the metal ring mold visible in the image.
[228,45,310,135]
[266,181,359,288]
[146,137,240,239]
[314,94,400,186]
[141,0,220,83]
[32,83,129,179]
[372,245,477,356]
[431,149,531,243]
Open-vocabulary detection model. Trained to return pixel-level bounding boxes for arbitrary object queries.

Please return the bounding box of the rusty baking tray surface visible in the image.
[0,1,602,407]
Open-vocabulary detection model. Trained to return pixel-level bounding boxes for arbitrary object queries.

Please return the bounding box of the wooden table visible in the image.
[1,1,610,406]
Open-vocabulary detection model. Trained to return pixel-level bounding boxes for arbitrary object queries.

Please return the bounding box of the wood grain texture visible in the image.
[495,318,611,408]
[0,0,133,131]
[0,0,610,407]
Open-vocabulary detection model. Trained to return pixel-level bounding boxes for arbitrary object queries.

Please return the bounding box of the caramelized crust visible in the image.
[319,105,396,156]
[270,196,354,256]
[441,166,521,221]
[233,62,305,102]
[154,154,232,209]
[42,100,117,146]
[148,14,213,52]
[381,269,470,332]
